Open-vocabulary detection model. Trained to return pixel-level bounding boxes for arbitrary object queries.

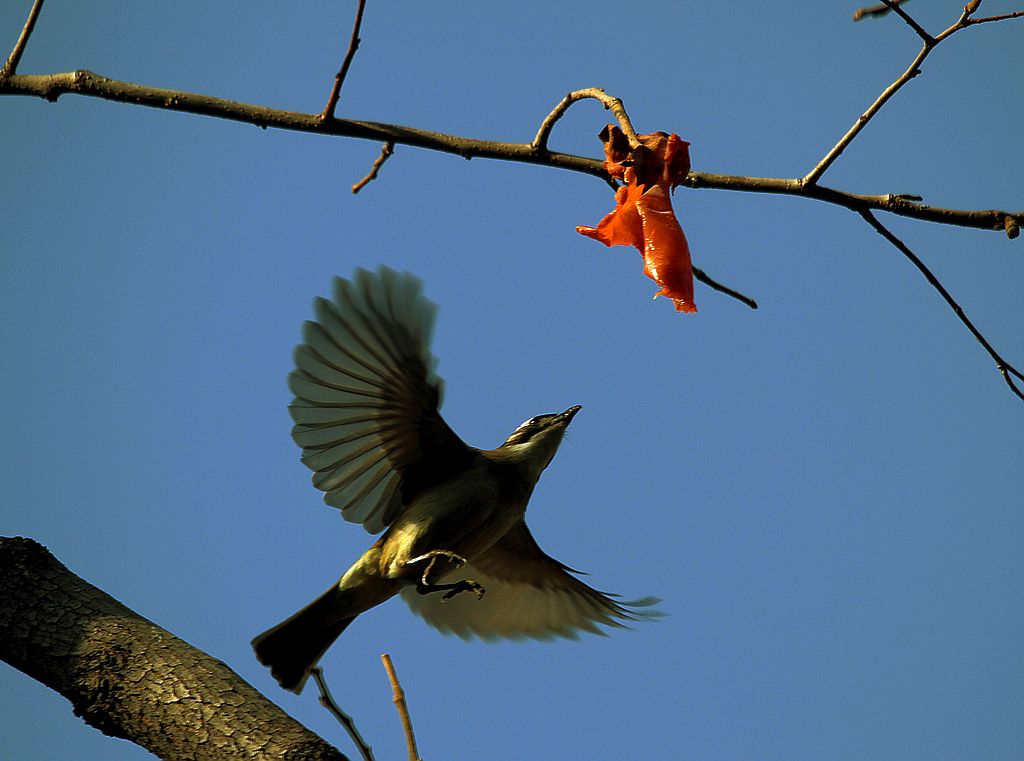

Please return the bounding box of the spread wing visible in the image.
[400,521,661,639]
[288,266,475,534]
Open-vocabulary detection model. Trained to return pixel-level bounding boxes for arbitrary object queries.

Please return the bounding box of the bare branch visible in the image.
[2,71,1016,238]
[693,267,758,310]
[351,141,394,194]
[880,0,933,43]
[857,210,1024,401]
[853,0,910,22]
[686,173,1021,236]
[0,70,609,175]
[1,0,45,78]
[802,2,1024,185]
[381,654,421,761]
[321,0,368,122]
[965,10,1024,26]
[312,667,376,761]
[532,87,640,153]
[812,2,1024,185]
[803,42,931,186]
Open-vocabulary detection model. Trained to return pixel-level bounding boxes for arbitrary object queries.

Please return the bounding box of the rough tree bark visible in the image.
[0,536,348,761]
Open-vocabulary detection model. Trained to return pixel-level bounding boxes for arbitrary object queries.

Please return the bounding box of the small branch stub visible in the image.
[352,141,394,194]
[381,654,422,761]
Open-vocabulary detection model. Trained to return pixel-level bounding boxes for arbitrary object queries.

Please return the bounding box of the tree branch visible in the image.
[532,87,640,153]
[0,70,1016,238]
[320,0,368,122]
[0,536,350,761]
[313,667,376,761]
[381,654,422,761]
[857,211,1024,401]
[1,6,1019,395]
[804,1,1023,185]
[1,0,44,77]
[853,0,910,22]
[880,0,933,44]
[692,267,758,310]
[351,141,394,194]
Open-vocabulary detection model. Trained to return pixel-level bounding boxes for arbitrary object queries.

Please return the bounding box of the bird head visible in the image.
[497,405,582,480]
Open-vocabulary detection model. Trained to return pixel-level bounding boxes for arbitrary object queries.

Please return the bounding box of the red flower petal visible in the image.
[635,185,696,313]
[577,125,697,314]
[575,182,644,250]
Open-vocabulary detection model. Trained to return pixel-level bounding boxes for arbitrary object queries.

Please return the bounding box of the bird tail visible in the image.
[252,584,358,694]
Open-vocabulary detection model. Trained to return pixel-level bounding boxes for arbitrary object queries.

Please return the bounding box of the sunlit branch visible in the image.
[1,0,44,77]
[804,0,1022,185]
[351,141,394,194]
[532,87,640,153]
[381,654,421,761]
[1,71,1016,238]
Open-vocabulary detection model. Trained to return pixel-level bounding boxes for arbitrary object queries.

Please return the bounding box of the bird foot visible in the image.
[407,550,486,600]
[407,549,467,572]
[441,579,486,602]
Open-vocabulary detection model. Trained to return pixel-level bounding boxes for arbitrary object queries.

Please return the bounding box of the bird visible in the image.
[252,266,658,693]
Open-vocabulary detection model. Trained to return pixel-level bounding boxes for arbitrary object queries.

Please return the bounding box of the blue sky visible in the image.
[2,2,1022,759]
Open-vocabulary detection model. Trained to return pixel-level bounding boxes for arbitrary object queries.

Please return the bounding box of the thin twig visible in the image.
[351,141,394,193]
[853,0,910,21]
[802,1,1017,185]
[381,654,421,761]
[312,667,376,761]
[321,0,368,122]
[965,10,1024,27]
[858,209,1024,401]
[532,87,640,153]
[880,0,933,43]
[1,0,46,78]
[693,267,758,310]
[813,3,1024,185]
[803,41,931,186]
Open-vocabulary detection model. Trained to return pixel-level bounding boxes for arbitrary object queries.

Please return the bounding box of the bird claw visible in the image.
[441,580,486,602]
[407,549,467,573]
[408,551,486,600]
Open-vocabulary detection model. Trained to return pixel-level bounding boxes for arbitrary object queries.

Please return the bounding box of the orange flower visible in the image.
[577,125,696,314]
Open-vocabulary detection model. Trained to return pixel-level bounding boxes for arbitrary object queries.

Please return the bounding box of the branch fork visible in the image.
[2,0,1020,398]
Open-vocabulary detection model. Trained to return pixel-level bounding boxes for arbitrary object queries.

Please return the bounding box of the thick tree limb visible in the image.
[0,536,349,761]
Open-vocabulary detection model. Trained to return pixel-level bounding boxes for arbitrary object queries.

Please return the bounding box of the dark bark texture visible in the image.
[0,536,348,761]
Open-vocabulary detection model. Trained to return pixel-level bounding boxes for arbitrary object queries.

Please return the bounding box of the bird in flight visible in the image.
[252,266,658,692]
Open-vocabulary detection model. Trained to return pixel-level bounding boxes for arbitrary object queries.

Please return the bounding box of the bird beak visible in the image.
[558,405,582,424]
